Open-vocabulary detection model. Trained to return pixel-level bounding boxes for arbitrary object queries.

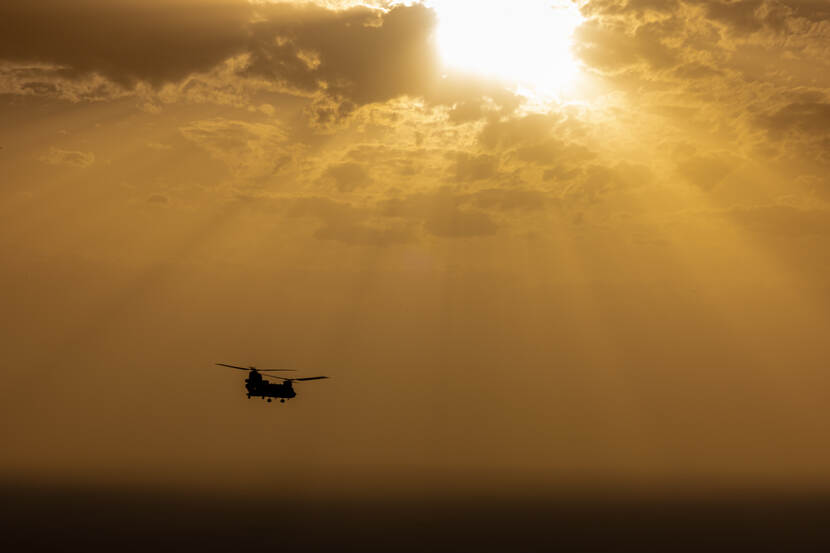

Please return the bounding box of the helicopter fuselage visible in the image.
[245,376,296,400]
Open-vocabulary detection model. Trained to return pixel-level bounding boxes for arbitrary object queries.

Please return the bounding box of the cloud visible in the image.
[687,0,830,36]
[573,16,682,74]
[451,153,500,182]
[476,112,595,184]
[572,0,830,191]
[758,101,830,138]
[146,142,173,151]
[446,100,486,125]
[147,194,169,204]
[576,0,830,81]
[561,162,653,204]
[580,0,681,17]
[381,190,500,238]
[246,3,440,106]
[277,183,554,243]
[0,0,252,86]
[320,162,373,193]
[179,118,293,179]
[280,196,412,246]
[725,204,830,237]
[313,221,412,246]
[479,113,562,150]
[465,188,552,211]
[1,1,523,121]
[423,207,499,238]
[245,3,522,119]
[0,63,129,102]
[675,153,739,190]
[39,147,95,168]
[511,138,595,168]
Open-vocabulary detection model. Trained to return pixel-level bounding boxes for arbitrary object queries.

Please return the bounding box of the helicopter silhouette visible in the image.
[217,363,328,403]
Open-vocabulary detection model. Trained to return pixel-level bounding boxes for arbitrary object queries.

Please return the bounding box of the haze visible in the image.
[1,0,830,496]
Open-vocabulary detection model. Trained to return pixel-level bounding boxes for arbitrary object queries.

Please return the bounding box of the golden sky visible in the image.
[1,0,829,492]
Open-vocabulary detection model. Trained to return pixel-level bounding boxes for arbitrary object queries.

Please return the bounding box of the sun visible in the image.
[430,0,584,96]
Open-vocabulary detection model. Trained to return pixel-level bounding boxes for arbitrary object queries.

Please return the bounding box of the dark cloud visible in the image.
[0,63,126,102]
[0,0,252,86]
[1,1,521,118]
[758,102,830,138]
[246,3,440,106]
[244,4,521,118]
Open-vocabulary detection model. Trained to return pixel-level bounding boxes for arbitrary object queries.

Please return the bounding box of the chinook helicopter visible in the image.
[217,363,328,403]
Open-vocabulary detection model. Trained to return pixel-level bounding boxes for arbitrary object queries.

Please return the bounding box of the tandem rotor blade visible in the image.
[262,376,328,382]
[216,363,251,371]
[216,363,296,372]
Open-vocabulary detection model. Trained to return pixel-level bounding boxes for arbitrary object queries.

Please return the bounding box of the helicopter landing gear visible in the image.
[246,395,251,399]
[280,399,285,403]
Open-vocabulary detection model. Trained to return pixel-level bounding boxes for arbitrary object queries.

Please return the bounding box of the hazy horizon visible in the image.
[2,0,830,500]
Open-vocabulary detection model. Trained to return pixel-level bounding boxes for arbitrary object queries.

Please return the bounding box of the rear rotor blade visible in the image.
[258,369,297,372]
[263,376,327,382]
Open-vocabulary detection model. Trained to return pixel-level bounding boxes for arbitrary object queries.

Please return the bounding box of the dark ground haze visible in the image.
[3,481,830,552]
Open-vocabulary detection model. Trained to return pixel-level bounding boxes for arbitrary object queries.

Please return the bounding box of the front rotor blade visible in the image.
[293,376,328,381]
[258,369,297,372]
[216,363,251,371]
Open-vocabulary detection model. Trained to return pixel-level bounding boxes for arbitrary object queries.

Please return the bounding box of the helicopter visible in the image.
[217,363,328,403]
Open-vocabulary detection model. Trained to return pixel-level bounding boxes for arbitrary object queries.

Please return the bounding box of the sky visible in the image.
[1,0,829,494]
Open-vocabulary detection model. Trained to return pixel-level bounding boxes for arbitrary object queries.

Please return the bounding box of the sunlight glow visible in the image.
[430,0,584,95]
